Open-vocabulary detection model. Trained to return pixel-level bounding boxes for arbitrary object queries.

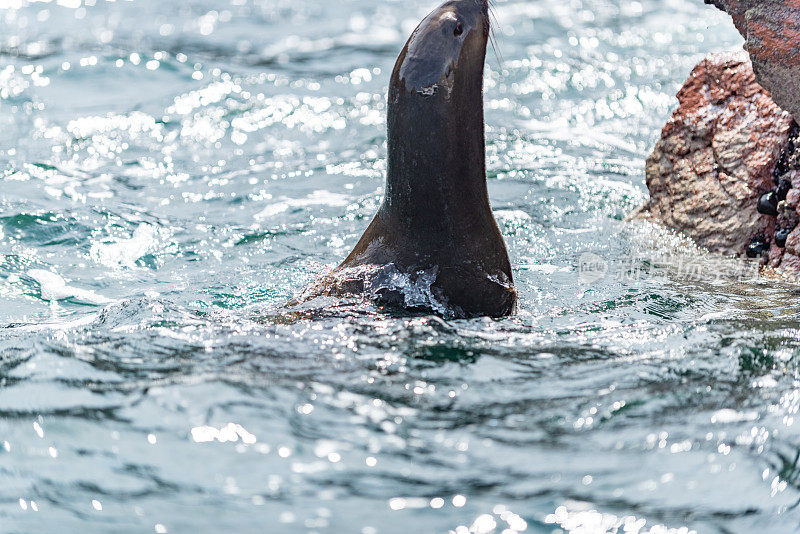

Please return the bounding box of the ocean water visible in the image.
[1,0,798,532]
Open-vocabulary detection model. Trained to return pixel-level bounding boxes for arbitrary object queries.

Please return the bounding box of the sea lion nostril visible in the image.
[454,22,463,36]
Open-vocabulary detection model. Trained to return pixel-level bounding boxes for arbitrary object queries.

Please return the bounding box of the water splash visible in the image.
[26,269,112,306]
[292,263,453,316]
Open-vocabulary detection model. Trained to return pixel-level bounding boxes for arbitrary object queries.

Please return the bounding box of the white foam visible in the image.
[27,269,112,306]
[302,263,452,316]
[90,224,158,268]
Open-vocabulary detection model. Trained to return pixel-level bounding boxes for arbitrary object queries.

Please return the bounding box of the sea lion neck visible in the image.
[382,14,491,244]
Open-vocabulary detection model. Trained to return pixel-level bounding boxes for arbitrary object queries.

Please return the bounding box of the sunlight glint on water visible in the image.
[2,0,800,533]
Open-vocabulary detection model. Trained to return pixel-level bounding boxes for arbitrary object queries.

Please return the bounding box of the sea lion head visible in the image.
[394,0,489,96]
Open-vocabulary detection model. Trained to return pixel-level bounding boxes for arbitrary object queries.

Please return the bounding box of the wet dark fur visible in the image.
[324,0,516,317]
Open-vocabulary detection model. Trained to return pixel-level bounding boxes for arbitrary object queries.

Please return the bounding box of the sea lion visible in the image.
[299,0,516,318]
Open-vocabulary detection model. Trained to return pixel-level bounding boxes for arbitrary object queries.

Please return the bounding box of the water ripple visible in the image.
[4,0,798,532]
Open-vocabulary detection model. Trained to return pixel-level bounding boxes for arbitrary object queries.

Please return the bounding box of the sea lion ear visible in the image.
[399,12,464,91]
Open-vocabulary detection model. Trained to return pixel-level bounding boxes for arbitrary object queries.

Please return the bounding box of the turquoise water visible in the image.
[2,0,799,532]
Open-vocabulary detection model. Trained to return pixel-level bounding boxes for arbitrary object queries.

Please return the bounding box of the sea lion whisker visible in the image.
[489,28,503,69]
[487,2,504,68]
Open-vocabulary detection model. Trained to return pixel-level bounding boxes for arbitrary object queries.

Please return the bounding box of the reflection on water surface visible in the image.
[2,0,799,532]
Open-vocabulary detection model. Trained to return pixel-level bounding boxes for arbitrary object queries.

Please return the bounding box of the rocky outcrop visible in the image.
[642,51,794,257]
[705,0,800,121]
[639,3,800,274]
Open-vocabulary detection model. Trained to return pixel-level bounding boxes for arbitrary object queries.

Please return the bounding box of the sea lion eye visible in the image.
[454,22,463,36]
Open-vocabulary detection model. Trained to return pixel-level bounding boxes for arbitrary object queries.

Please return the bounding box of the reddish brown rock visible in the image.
[642,51,793,256]
[705,0,800,120]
